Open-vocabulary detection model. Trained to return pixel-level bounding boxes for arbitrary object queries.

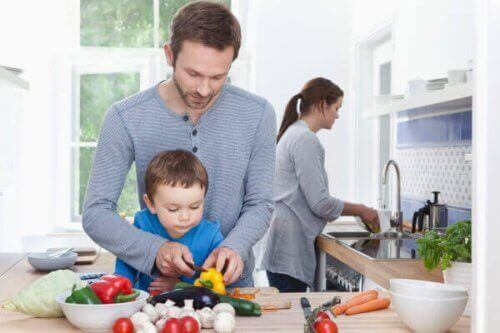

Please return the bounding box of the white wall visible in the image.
[249,0,356,202]
[474,0,500,330]
[0,0,80,246]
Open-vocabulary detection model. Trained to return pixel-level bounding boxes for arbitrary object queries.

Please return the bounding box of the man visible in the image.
[82,1,276,287]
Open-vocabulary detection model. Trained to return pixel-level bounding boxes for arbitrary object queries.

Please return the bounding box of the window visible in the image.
[71,0,234,222]
[72,73,140,219]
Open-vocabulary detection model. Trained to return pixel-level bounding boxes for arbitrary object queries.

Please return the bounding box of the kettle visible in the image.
[411,191,448,232]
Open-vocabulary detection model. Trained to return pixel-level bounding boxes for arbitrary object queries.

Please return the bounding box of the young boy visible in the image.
[114,150,224,292]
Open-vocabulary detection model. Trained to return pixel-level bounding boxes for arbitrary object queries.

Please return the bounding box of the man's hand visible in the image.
[202,247,244,285]
[359,204,380,233]
[148,276,180,293]
[155,242,195,277]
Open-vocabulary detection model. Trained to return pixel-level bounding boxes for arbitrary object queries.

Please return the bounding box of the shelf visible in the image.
[364,82,472,119]
[0,67,29,90]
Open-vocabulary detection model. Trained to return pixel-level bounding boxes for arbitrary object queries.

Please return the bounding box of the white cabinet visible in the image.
[0,72,28,251]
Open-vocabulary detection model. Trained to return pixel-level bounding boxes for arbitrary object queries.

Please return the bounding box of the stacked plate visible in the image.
[390,279,468,332]
[373,94,405,105]
[426,78,448,91]
[27,252,77,271]
[0,66,23,76]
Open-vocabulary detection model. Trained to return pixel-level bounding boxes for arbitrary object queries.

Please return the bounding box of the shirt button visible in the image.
[192,146,198,153]
[182,114,189,121]
[192,129,198,136]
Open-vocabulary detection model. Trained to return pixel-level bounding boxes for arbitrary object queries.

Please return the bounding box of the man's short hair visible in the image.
[145,150,209,201]
[169,1,241,63]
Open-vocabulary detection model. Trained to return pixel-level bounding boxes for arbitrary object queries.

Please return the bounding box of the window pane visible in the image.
[159,0,231,46]
[80,0,154,47]
[77,147,139,217]
[80,73,140,142]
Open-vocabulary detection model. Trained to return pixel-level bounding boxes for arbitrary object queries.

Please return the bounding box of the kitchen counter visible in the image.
[0,252,469,332]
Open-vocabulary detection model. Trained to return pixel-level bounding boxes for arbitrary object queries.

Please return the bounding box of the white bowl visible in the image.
[55,290,149,332]
[390,279,468,299]
[391,291,467,333]
[28,252,77,271]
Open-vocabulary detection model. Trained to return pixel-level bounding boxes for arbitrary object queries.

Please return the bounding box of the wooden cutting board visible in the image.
[226,287,292,310]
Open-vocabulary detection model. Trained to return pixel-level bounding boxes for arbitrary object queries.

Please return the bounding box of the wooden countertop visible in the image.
[316,235,443,290]
[0,252,469,332]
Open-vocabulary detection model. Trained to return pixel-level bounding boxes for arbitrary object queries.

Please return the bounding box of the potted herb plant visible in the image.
[416,220,472,316]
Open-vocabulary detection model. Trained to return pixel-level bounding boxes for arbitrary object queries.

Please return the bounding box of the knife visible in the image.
[185,261,208,279]
[301,297,318,333]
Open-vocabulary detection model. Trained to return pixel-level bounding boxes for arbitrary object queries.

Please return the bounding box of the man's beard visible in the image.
[173,75,217,110]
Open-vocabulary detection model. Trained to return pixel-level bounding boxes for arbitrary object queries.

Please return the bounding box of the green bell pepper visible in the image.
[65,285,102,304]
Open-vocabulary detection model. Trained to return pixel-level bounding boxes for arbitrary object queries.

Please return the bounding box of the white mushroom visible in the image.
[130,311,151,329]
[155,303,169,317]
[213,311,236,333]
[155,317,167,331]
[164,299,176,308]
[197,307,215,329]
[141,303,160,323]
[183,299,194,310]
[137,321,156,333]
[165,306,182,318]
[213,303,236,317]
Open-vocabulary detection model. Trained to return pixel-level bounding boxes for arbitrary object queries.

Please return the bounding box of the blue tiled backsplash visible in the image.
[394,110,472,225]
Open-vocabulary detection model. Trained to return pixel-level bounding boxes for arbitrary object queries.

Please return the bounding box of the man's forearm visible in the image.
[83,200,165,275]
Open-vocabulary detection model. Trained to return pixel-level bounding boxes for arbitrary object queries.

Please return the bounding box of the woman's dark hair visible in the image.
[277,77,344,142]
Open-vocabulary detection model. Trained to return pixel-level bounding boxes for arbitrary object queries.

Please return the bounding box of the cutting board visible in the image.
[226,287,292,310]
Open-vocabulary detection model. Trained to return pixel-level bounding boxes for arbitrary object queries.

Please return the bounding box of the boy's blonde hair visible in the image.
[145,150,208,202]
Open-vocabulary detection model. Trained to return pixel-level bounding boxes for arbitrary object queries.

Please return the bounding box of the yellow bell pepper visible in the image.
[194,268,226,295]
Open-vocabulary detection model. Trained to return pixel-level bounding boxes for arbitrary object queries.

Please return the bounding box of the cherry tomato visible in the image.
[316,311,331,321]
[313,319,339,333]
[162,318,183,333]
[180,316,200,333]
[112,318,134,333]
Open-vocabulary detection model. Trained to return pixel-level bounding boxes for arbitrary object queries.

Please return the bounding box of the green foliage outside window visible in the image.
[79,73,140,217]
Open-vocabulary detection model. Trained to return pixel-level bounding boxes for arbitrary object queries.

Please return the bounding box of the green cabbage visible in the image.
[2,269,84,318]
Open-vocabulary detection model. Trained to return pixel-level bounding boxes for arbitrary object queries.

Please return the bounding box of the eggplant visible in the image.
[149,286,220,309]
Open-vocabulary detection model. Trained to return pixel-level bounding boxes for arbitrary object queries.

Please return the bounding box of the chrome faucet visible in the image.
[381,160,403,233]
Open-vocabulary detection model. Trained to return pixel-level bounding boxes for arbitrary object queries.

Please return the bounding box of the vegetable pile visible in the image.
[331,290,390,316]
[3,269,84,318]
[117,281,263,332]
[66,274,140,304]
[417,220,472,271]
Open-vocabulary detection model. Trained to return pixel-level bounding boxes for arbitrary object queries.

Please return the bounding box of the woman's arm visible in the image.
[341,202,379,232]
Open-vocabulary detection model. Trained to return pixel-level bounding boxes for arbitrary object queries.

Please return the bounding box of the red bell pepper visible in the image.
[90,280,139,304]
[101,274,133,295]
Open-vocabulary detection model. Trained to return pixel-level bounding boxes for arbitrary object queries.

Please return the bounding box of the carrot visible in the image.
[345,297,391,315]
[331,293,378,315]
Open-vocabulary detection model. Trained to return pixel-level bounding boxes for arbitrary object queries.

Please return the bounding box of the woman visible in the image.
[262,78,379,292]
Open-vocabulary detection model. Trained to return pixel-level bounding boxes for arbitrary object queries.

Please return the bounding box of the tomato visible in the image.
[316,311,331,321]
[149,289,161,297]
[180,316,200,333]
[162,318,183,333]
[313,319,339,333]
[112,318,134,333]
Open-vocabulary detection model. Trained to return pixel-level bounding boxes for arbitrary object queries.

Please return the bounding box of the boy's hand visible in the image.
[155,242,195,277]
[148,276,180,293]
[202,246,244,285]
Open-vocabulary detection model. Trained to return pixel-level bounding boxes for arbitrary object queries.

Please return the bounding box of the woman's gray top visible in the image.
[261,120,344,287]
